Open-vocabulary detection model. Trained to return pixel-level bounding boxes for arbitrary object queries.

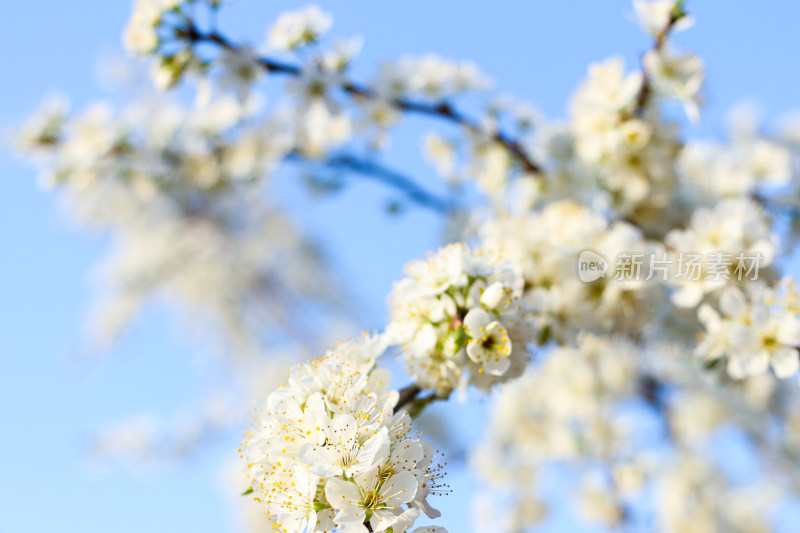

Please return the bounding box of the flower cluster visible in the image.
[18,1,800,532]
[479,200,666,343]
[123,0,181,56]
[697,277,800,381]
[16,93,338,351]
[677,104,793,202]
[241,335,448,533]
[564,55,684,222]
[471,334,644,530]
[267,4,333,51]
[374,55,489,100]
[655,453,776,533]
[386,244,535,395]
[665,197,777,307]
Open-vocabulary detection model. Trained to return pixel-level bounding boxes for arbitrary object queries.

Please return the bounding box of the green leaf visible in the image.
[241,487,253,496]
[537,325,551,346]
[313,502,330,512]
[671,0,687,20]
[452,325,467,353]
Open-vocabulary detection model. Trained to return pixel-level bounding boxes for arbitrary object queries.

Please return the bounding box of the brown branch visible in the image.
[395,383,422,412]
[184,25,542,175]
[287,151,455,213]
[631,4,685,117]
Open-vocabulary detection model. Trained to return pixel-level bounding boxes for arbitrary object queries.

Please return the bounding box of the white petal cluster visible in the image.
[643,47,704,122]
[218,45,265,102]
[17,92,342,353]
[281,67,354,157]
[632,0,693,36]
[568,57,682,217]
[697,277,800,381]
[665,197,777,308]
[677,108,792,203]
[480,200,666,343]
[20,2,800,531]
[267,5,333,51]
[471,334,643,528]
[123,0,181,56]
[242,335,448,533]
[476,334,639,462]
[374,55,489,99]
[386,244,535,395]
[656,453,776,533]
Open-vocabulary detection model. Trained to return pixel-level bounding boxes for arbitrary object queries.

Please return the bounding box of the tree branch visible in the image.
[185,25,542,175]
[395,383,422,412]
[304,152,455,213]
[631,6,684,117]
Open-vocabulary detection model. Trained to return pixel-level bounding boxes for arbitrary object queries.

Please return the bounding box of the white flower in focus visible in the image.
[260,463,323,533]
[242,335,447,532]
[463,308,512,376]
[300,418,389,478]
[325,471,418,532]
[387,243,535,394]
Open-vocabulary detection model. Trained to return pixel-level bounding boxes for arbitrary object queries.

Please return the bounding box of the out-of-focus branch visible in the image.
[395,383,422,412]
[304,152,456,214]
[632,2,686,116]
[184,25,543,175]
[751,191,800,219]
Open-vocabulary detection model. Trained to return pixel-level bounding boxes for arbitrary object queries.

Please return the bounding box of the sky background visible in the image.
[2,1,800,532]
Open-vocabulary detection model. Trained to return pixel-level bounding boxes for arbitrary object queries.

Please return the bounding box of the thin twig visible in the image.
[310,153,455,213]
[631,7,684,116]
[395,383,422,412]
[185,25,542,175]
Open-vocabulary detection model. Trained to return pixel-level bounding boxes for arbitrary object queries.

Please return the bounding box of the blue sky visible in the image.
[2,1,800,532]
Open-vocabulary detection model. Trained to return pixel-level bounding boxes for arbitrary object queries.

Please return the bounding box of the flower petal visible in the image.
[380,471,418,505]
[771,347,800,378]
[463,308,490,337]
[325,477,362,511]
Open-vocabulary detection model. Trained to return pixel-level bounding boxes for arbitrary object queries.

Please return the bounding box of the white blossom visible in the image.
[697,278,800,381]
[218,45,265,102]
[643,47,704,122]
[123,0,181,56]
[267,4,333,51]
[633,0,693,36]
[386,243,535,395]
[242,334,448,533]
